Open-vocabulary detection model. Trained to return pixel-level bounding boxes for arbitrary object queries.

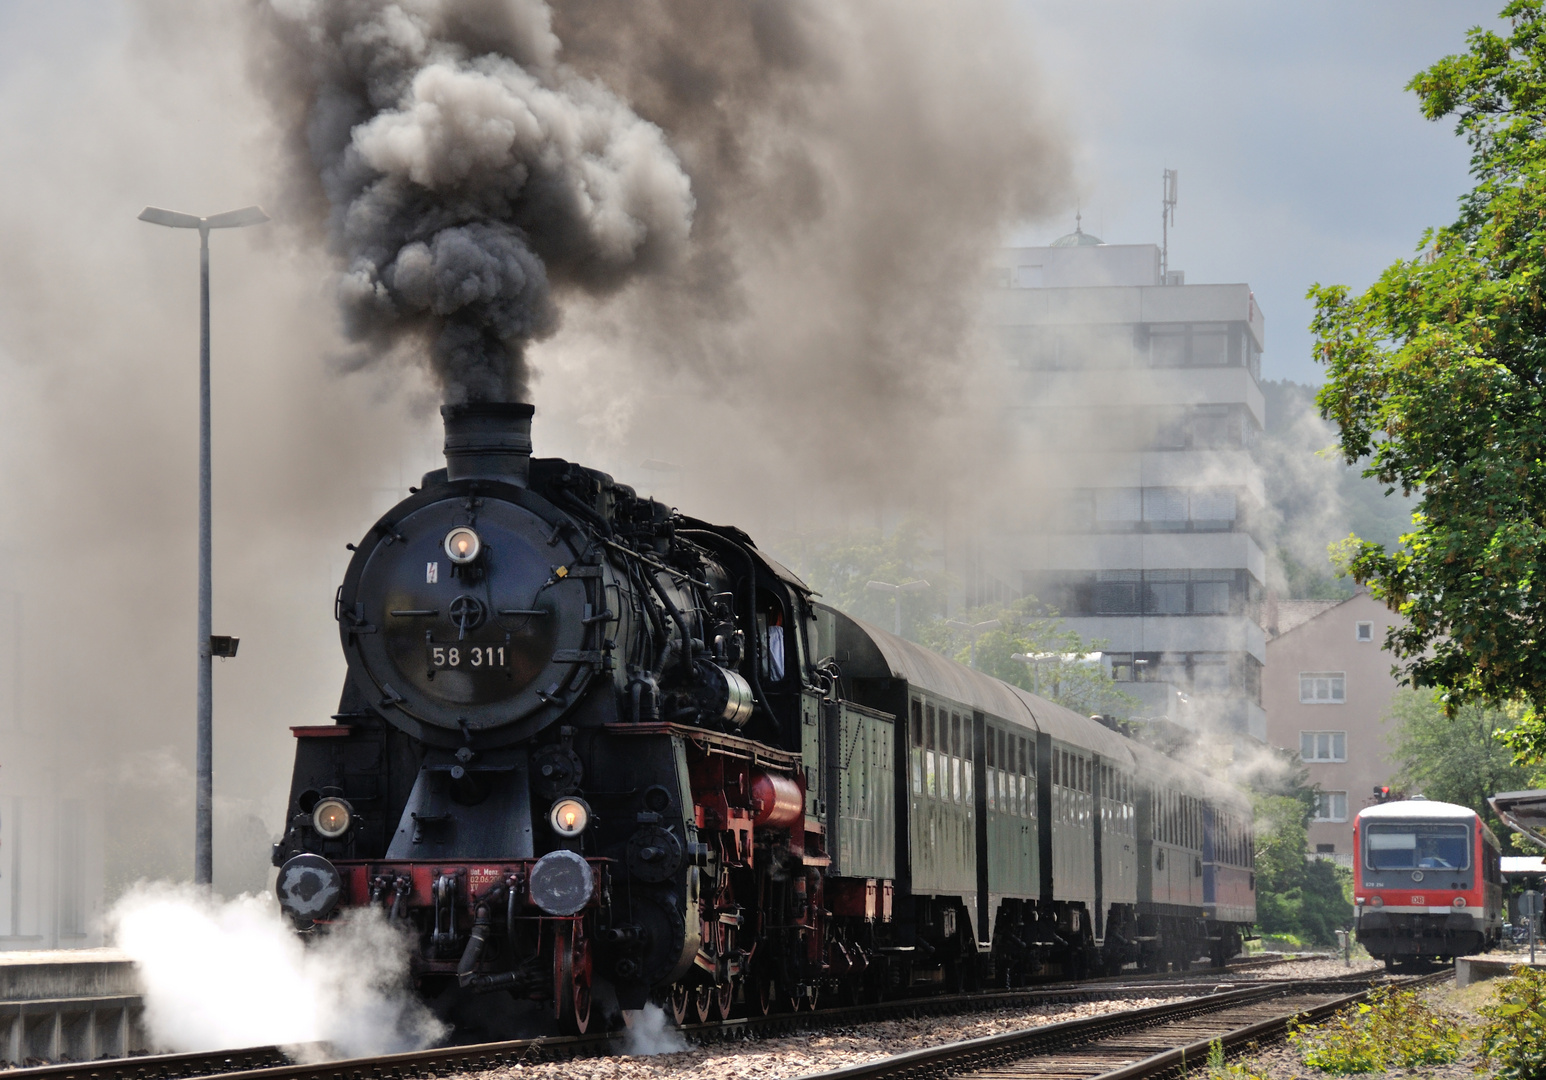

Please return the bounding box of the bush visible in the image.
[1288,986,1467,1073]
[1478,965,1546,1080]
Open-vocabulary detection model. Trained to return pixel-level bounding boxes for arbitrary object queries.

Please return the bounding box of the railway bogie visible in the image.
[271,403,1257,1035]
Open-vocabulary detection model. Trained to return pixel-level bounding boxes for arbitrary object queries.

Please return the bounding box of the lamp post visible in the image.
[138,204,268,887]
[947,618,1000,669]
[865,579,930,636]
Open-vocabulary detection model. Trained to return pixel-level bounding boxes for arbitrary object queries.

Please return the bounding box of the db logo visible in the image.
[1411,895,1426,906]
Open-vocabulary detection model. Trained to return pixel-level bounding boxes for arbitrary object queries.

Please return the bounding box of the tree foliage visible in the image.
[775,524,945,639]
[1387,687,1531,839]
[1310,2,1546,733]
[1253,791,1351,947]
[916,597,1135,716]
[776,527,1130,715]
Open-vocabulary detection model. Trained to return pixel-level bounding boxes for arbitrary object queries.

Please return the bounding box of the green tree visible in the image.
[1309,2,1546,736]
[775,525,945,640]
[1253,791,1352,947]
[1240,748,1351,947]
[918,597,1135,716]
[777,527,1131,713]
[1387,687,1531,839]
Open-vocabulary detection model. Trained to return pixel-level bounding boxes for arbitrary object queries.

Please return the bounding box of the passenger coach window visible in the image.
[925,706,937,799]
[910,700,923,795]
[946,713,957,804]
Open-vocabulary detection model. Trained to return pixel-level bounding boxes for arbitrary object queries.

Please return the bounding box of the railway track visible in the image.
[794,968,1453,1080]
[0,954,1320,1080]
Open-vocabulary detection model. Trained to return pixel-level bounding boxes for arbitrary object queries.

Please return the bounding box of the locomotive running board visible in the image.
[605,721,803,770]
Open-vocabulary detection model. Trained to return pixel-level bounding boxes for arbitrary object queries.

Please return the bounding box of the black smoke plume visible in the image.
[255,0,695,403]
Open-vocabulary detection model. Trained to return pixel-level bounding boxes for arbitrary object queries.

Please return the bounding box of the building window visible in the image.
[1356,621,1373,642]
[1095,488,1142,530]
[1300,730,1347,762]
[1300,672,1346,704]
[1080,569,1247,617]
[1143,488,1190,529]
[1313,791,1349,822]
[1145,570,1189,615]
[1316,843,1336,854]
[1067,486,1243,534]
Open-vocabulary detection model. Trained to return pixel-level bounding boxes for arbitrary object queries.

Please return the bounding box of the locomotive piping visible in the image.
[677,529,776,732]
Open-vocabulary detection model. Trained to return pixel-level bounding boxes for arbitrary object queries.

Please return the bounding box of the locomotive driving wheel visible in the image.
[555,918,593,1035]
[693,982,715,1024]
[754,972,776,1016]
[668,982,692,1026]
[715,978,736,1020]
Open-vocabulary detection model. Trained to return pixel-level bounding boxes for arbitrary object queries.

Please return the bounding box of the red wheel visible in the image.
[755,973,776,1016]
[555,919,593,1035]
[693,983,715,1024]
[669,982,692,1026]
[715,979,736,1020]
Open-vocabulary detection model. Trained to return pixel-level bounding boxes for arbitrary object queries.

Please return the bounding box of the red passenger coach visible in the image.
[1353,797,1503,968]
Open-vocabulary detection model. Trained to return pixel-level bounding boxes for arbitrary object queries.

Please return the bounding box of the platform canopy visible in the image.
[1491,790,1546,851]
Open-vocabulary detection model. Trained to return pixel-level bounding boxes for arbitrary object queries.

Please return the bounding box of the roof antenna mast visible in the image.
[1161,168,1179,281]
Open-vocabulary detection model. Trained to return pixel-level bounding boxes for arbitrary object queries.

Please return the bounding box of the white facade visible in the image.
[981,233,1268,742]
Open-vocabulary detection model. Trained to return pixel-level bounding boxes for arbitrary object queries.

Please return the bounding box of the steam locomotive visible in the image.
[271,403,1255,1034]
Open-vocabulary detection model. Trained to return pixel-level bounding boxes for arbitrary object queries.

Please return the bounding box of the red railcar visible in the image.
[1353,797,1503,967]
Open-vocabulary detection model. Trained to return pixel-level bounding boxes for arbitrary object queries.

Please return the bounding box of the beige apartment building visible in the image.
[1262,592,1404,863]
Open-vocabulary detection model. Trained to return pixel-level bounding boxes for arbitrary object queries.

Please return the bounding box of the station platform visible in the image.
[0,949,145,1064]
[1455,951,1546,987]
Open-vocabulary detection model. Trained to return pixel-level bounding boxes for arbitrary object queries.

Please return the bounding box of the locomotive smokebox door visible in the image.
[338,491,597,748]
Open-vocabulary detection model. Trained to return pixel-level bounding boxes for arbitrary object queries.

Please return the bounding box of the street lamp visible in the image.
[866,579,930,636]
[139,203,268,887]
[947,618,1001,669]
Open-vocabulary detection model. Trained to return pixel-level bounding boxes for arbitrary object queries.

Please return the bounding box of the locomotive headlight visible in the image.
[444,527,481,564]
[1453,896,1468,908]
[549,797,591,838]
[1369,895,1384,908]
[312,797,353,839]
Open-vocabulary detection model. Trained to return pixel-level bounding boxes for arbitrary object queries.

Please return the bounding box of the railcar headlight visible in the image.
[312,797,353,839]
[1369,895,1384,908]
[1453,897,1468,908]
[444,526,481,564]
[549,797,591,838]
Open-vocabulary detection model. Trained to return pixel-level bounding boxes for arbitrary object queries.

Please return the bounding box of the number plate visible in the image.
[427,643,510,670]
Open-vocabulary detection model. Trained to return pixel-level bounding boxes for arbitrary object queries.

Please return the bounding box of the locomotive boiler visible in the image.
[272,403,1255,1035]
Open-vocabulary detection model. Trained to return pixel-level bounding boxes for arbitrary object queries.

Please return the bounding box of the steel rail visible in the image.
[792,969,1451,1080]
[0,954,1307,1080]
[1093,967,1454,1080]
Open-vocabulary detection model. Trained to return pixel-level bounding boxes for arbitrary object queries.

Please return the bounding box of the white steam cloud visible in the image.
[110,883,444,1060]
[621,1004,686,1056]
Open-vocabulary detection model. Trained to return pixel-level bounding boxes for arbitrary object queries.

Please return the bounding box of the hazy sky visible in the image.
[1017,1,1502,384]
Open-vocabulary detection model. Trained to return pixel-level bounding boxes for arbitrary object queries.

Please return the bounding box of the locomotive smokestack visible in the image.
[441,403,534,487]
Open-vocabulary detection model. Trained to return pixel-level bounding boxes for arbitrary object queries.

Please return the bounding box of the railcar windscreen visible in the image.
[1364,822,1470,870]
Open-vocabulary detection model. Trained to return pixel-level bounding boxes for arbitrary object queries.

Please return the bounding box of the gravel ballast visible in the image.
[467,996,1188,1080]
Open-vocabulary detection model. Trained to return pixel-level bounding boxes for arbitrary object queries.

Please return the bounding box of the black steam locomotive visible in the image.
[272,404,1255,1034]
